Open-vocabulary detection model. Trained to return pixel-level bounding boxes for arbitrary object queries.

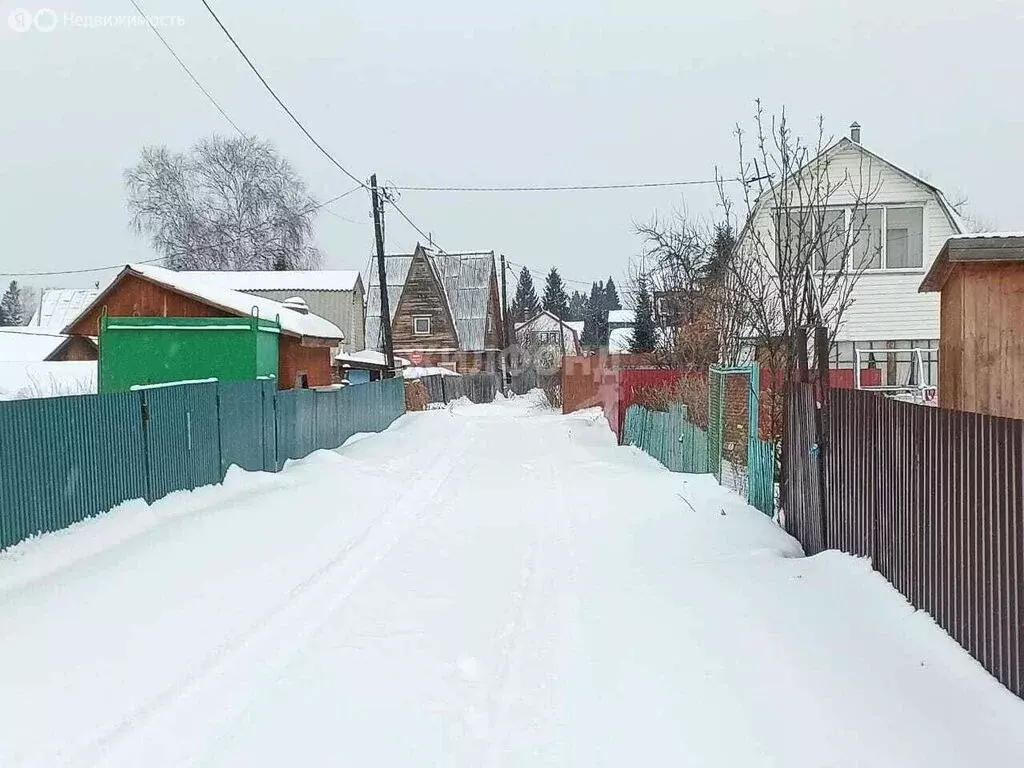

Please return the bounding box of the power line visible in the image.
[383,195,448,255]
[506,259,591,288]
[2,186,364,278]
[391,178,739,193]
[199,0,368,191]
[128,0,243,136]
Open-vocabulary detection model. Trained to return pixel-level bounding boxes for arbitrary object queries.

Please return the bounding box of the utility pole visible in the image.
[500,254,511,389]
[371,174,395,377]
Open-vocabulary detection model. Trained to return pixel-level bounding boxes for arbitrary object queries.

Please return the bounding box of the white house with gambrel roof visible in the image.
[736,123,964,385]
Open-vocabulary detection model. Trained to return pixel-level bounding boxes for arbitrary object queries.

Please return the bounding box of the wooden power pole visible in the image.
[371,174,395,376]
[500,254,511,388]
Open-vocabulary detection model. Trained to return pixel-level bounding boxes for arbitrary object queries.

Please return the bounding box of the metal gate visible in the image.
[708,363,775,516]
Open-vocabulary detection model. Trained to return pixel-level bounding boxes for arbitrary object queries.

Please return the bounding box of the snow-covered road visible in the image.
[2,394,1023,767]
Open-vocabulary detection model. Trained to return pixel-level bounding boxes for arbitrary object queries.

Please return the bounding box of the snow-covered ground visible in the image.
[1,394,1023,766]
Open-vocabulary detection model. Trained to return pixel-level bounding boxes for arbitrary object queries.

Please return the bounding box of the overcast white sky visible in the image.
[1,0,1022,293]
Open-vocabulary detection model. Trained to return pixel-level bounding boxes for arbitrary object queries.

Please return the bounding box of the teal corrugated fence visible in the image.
[0,391,147,550]
[0,377,406,551]
[275,378,406,464]
[622,403,710,475]
[142,382,221,503]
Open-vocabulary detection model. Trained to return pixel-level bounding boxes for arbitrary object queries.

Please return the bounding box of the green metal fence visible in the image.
[622,365,777,517]
[622,403,710,475]
[276,377,406,464]
[0,391,148,549]
[0,377,406,551]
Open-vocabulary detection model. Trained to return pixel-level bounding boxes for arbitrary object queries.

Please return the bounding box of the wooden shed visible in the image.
[919,234,1024,418]
[64,264,344,390]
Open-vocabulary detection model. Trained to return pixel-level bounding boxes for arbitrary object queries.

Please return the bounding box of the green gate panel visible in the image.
[142,382,221,503]
[747,438,776,516]
[0,391,148,550]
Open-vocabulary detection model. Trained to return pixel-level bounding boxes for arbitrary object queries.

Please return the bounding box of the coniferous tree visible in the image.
[582,281,609,349]
[567,290,587,321]
[0,281,25,326]
[604,277,622,311]
[630,273,657,353]
[510,267,541,324]
[542,267,569,319]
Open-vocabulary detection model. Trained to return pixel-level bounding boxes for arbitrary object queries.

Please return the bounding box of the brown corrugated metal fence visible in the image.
[785,383,1024,697]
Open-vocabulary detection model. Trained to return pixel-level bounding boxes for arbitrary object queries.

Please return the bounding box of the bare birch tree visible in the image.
[125,135,322,271]
[720,101,883,370]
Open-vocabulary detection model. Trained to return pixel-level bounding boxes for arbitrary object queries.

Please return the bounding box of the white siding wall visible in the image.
[515,313,579,355]
[744,143,959,342]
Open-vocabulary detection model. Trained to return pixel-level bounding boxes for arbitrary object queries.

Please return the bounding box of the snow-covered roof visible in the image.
[0,328,68,361]
[365,255,414,351]
[29,288,100,329]
[180,270,361,292]
[72,265,344,341]
[608,309,635,325]
[566,320,584,338]
[432,251,496,351]
[608,327,633,352]
[335,349,409,368]
[0,361,96,400]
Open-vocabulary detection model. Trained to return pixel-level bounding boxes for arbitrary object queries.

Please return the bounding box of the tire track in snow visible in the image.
[60,420,476,768]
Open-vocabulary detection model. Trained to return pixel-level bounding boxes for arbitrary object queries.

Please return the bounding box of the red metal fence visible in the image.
[785,384,1024,697]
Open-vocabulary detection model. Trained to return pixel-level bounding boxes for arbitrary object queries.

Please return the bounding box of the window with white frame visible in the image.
[413,316,431,335]
[778,205,925,271]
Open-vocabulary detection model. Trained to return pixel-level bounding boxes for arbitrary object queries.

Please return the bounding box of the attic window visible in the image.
[413,316,431,335]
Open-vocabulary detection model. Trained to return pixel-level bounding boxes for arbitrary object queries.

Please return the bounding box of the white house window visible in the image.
[850,209,883,270]
[780,205,925,272]
[886,207,924,268]
[413,316,431,335]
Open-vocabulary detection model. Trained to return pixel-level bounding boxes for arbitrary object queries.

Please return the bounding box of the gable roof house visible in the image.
[515,310,581,357]
[62,264,344,389]
[365,245,505,373]
[734,122,964,387]
[173,270,365,353]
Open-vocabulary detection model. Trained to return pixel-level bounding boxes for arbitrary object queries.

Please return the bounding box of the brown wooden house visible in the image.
[920,233,1024,418]
[63,264,344,389]
[365,245,505,373]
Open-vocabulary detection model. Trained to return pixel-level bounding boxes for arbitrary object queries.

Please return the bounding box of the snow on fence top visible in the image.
[181,270,361,292]
[126,264,345,341]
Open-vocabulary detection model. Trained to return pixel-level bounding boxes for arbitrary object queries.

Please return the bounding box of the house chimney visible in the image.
[850,121,862,143]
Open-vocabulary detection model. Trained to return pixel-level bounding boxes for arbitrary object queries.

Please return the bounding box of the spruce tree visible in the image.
[0,281,25,326]
[542,267,569,319]
[510,267,540,323]
[581,281,609,349]
[630,273,657,353]
[567,290,587,321]
[604,277,622,311]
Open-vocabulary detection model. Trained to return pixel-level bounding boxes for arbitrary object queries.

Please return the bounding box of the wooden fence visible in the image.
[784,384,1024,697]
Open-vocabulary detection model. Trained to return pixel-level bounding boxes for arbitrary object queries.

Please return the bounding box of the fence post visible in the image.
[813,325,830,549]
[215,383,225,481]
[139,390,154,504]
